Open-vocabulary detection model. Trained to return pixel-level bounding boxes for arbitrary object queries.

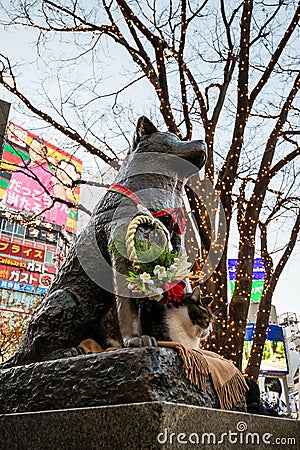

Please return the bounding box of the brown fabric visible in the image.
[157,341,248,410]
[78,339,105,354]
[78,338,248,410]
[157,341,209,390]
[78,339,121,354]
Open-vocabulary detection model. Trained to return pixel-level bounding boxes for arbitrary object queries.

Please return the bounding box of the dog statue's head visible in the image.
[130,116,207,176]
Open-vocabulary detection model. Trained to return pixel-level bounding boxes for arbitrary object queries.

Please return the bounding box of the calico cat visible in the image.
[140,286,213,349]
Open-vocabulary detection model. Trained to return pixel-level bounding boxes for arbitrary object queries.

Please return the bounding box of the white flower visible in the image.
[140,272,152,283]
[154,265,167,280]
[170,264,177,271]
[174,258,180,263]
[149,287,164,301]
[127,283,134,290]
[155,287,163,296]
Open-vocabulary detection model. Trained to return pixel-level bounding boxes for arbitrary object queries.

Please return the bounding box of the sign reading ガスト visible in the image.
[0,122,82,234]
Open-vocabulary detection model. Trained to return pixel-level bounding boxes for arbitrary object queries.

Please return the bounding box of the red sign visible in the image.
[0,264,55,287]
[0,264,39,286]
[0,240,45,261]
[0,256,27,268]
[26,261,56,275]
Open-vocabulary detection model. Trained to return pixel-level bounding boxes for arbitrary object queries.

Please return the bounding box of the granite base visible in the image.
[0,401,298,450]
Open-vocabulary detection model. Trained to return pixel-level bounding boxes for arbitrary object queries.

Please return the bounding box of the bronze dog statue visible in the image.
[2,116,207,367]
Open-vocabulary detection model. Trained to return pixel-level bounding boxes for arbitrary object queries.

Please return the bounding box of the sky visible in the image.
[0,3,299,318]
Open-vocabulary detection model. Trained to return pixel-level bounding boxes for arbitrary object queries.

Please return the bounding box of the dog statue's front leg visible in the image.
[115,295,156,347]
[111,254,157,347]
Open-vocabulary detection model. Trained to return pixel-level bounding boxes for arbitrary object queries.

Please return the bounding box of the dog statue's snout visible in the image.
[186,139,206,152]
[195,139,206,151]
[178,139,207,171]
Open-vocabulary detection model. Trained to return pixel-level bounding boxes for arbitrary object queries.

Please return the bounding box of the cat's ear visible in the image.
[190,286,201,302]
[131,116,158,151]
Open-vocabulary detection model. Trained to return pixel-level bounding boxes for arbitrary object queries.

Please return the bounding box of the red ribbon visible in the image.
[152,208,186,235]
[109,183,186,234]
[109,183,142,206]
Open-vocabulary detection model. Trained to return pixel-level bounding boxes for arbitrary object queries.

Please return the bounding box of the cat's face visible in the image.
[184,287,214,339]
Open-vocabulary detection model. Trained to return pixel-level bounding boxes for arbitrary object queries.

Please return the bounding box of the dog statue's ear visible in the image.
[131,116,158,151]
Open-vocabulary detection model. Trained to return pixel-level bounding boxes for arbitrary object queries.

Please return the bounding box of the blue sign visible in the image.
[245,323,284,341]
[243,323,289,374]
[228,258,265,281]
[0,279,46,295]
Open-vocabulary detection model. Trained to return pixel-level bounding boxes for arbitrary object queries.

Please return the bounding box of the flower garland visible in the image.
[109,213,193,304]
[126,247,192,303]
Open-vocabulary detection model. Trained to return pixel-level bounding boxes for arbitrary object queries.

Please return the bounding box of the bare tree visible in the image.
[0,0,299,373]
[0,291,40,361]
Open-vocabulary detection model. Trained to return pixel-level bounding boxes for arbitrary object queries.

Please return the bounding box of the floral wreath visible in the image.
[109,214,192,304]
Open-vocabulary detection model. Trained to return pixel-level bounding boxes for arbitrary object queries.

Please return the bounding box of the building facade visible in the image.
[0,118,82,361]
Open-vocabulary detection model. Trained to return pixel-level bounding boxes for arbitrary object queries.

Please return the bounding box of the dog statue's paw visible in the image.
[124,335,157,347]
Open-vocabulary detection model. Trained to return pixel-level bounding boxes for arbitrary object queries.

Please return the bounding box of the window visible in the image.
[1,220,14,236]
[14,223,25,238]
[45,250,55,266]
[0,219,25,238]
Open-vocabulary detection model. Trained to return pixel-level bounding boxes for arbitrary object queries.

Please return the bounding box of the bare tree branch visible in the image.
[0,55,120,169]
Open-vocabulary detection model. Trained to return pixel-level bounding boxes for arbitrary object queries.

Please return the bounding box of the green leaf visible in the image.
[128,270,138,277]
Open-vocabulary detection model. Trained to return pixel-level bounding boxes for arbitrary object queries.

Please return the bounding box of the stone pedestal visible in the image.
[0,348,297,449]
[0,402,298,450]
[0,347,242,414]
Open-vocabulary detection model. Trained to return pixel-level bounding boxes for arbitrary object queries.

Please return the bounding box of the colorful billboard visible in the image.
[0,122,82,234]
[243,323,289,375]
[228,258,265,302]
[0,235,57,295]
